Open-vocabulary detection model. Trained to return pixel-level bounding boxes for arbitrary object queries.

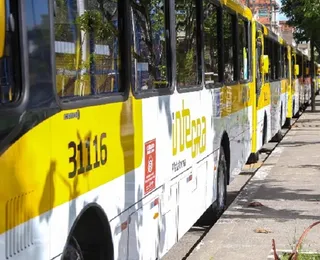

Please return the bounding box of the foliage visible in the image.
[281,0,320,49]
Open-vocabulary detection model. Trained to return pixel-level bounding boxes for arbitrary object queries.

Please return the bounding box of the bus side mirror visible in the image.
[294,65,299,76]
[0,0,5,58]
[260,55,269,74]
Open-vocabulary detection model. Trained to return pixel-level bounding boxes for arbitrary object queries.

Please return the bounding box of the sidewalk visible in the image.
[188,97,320,260]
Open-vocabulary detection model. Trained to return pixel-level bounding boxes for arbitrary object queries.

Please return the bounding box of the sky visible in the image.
[277,0,288,21]
[279,12,288,21]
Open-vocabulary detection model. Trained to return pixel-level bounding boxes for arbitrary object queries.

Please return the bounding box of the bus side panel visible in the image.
[256,80,272,149]
[292,79,300,115]
[281,79,289,127]
[270,80,282,137]
[0,120,52,259]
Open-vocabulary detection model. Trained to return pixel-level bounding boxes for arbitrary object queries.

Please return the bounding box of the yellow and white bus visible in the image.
[0,0,310,260]
[250,22,292,158]
[316,64,320,93]
[295,49,312,110]
[263,28,288,141]
[291,48,300,117]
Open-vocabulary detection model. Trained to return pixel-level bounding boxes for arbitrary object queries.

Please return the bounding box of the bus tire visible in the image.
[284,117,291,128]
[262,114,267,145]
[215,146,227,218]
[62,205,113,260]
[62,236,84,260]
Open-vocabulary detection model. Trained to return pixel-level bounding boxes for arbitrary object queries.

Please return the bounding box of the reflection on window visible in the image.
[203,1,219,86]
[238,18,249,81]
[223,11,235,83]
[291,56,295,80]
[282,47,288,78]
[0,0,20,104]
[297,55,302,78]
[54,0,121,99]
[176,0,198,87]
[274,43,279,79]
[285,48,289,78]
[279,46,283,79]
[305,61,310,77]
[264,37,271,81]
[256,31,262,87]
[131,0,168,91]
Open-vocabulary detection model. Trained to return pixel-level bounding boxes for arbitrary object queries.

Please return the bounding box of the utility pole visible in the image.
[311,32,316,111]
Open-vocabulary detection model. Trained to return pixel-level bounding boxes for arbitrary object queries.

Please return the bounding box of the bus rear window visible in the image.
[54,0,122,98]
[0,0,21,104]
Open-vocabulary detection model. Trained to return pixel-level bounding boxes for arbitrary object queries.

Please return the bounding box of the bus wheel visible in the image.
[216,146,227,218]
[62,236,84,260]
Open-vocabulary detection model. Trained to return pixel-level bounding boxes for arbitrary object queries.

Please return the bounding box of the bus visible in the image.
[295,49,312,110]
[263,28,288,141]
[316,64,320,93]
[291,48,300,118]
[303,54,312,106]
[0,0,311,260]
[250,21,291,159]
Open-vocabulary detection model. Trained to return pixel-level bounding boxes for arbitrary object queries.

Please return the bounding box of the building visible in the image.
[279,21,295,45]
[239,0,311,58]
[239,0,281,33]
[278,21,310,56]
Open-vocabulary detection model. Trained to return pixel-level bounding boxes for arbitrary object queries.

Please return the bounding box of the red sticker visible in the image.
[144,139,156,195]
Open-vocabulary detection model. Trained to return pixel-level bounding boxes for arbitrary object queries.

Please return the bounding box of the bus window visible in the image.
[285,47,289,78]
[203,1,220,87]
[256,30,262,89]
[269,40,275,80]
[222,11,236,83]
[176,0,199,88]
[297,54,302,78]
[0,0,4,58]
[274,42,280,80]
[54,0,122,98]
[280,46,284,78]
[131,0,168,91]
[238,18,249,81]
[0,0,20,104]
[264,37,270,82]
[291,55,295,80]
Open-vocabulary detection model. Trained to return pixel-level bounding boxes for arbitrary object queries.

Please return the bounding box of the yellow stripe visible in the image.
[281,79,288,94]
[257,83,271,110]
[220,82,254,117]
[0,96,143,234]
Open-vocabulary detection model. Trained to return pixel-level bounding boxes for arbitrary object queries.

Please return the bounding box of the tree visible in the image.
[281,0,320,44]
[281,0,320,111]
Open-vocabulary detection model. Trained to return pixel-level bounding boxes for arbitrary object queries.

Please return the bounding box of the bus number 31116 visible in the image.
[68,133,107,178]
